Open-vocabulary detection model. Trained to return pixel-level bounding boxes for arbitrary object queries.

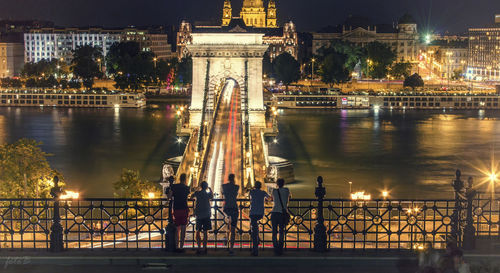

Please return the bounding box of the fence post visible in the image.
[314,176,327,252]
[463,177,476,250]
[49,176,64,252]
[164,181,176,252]
[451,169,464,247]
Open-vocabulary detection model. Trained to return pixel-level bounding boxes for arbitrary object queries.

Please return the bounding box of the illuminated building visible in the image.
[222,0,278,28]
[24,27,172,64]
[0,34,24,77]
[177,0,297,60]
[312,14,421,62]
[467,15,500,81]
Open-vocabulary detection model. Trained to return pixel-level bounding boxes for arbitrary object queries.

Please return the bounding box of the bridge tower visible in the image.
[187,27,269,129]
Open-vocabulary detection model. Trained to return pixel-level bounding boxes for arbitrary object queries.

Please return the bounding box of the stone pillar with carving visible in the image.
[314,176,327,252]
[50,176,64,252]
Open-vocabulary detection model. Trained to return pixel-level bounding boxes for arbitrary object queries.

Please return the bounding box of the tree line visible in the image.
[1,41,192,91]
[267,40,423,90]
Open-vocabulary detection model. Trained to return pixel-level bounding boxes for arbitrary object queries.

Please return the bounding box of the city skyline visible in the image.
[0,0,499,33]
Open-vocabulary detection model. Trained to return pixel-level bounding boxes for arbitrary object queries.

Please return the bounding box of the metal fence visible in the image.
[0,195,497,250]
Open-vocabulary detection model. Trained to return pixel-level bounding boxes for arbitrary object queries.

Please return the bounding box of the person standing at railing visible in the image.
[168,173,190,252]
[192,181,213,255]
[249,181,270,256]
[222,174,240,256]
[270,178,291,256]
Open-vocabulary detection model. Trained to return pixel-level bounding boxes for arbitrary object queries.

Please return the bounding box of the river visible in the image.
[0,104,498,199]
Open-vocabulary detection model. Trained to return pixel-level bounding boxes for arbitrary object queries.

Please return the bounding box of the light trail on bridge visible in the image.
[203,80,243,194]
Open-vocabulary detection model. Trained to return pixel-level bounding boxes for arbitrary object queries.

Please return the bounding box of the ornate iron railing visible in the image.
[470,192,500,238]
[0,195,497,250]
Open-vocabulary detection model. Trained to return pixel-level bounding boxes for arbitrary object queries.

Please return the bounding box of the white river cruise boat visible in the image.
[271,92,500,110]
[0,90,146,108]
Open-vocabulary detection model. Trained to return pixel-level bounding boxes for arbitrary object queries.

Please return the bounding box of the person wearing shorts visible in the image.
[193,181,213,254]
[168,173,190,251]
[222,174,239,255]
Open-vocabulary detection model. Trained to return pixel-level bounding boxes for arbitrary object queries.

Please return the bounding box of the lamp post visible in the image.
[446,51,453,88]
[311,58,315,89]
[314,176,327,252]
[97,58,102,74]
[50,176,64,252]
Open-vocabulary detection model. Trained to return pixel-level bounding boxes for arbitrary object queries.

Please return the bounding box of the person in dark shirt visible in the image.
[249,181,270,256]
[168,173,190,251]
[192,181,213,254]
[222,174,239,255]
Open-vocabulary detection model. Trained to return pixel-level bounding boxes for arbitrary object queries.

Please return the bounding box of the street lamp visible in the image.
[382,190,389,200]
[446,51,453,88]
[348,181,352,194]
[97,58,102,74]
[153,57,157,69]
[311,58,316,89]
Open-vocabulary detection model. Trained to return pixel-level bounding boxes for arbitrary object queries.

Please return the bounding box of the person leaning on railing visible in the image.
[168,173,190,252]
[192,181,213,255]
[270,178,291,256]
[248,181,271,256]
[222,174,239,256]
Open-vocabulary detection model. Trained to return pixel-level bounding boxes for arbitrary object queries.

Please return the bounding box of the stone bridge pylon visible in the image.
[188,31,269,128]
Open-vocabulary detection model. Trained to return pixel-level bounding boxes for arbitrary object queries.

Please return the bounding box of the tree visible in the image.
[366,41,396,79]
[272,52,300,91]
[59,79,68,89]
[21,59,58,78]
[390,62,413,79]
[71,45,103,90]
[262,52,273,77]
[106,41,156,91]
[176,57,192,85]
[451,69,463,80]
[113,169,162,198]
[0,139,61,198]
[404,73,424,90]
[319,52,351,86]
[68,80,82,89]
[0,78,22,88]
[45,75,58,88]
[25,78,37,88]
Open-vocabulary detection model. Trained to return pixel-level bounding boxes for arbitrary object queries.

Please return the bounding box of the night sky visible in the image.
[1,0,499,33]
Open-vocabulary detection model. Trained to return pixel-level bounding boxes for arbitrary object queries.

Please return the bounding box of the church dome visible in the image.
[243,0,264,8]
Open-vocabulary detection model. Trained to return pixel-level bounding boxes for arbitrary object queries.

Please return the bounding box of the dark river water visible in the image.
[0,104,498,199]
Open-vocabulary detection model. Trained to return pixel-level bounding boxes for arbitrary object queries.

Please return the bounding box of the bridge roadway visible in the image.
[200,80,243,193]
[176,80,269,193]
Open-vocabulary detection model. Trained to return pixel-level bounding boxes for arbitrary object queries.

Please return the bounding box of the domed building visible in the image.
[222,0,278,28]
[177,0,298,61]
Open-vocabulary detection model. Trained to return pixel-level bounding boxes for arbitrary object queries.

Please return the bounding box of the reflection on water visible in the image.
[270,109,500,199]
[0,105,499,199]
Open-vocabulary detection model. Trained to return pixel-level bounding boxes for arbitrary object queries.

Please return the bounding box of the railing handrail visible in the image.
[0,197,462,202]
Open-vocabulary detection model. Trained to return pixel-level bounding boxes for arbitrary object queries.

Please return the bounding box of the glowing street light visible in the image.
[351,191,371,201]
[177,137,183,144]
[60,191,79,200]
[382,190,389,199]
[147,192,155,199]
[489,172,497,183]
